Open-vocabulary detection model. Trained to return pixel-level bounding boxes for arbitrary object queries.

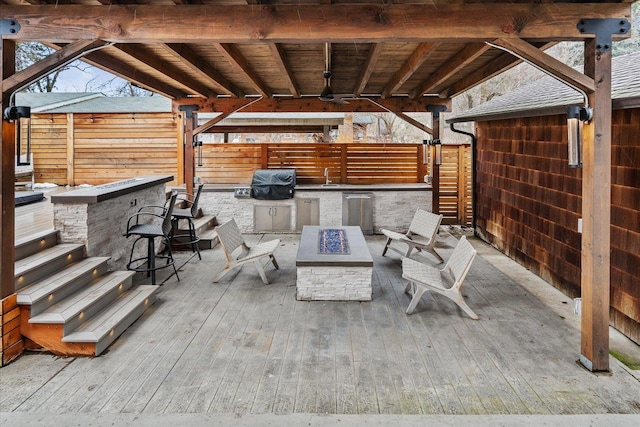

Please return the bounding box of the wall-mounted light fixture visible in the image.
[4,106,32,166]
[426,139,443,166]
[193,139,204,167]
[566,106,593,168]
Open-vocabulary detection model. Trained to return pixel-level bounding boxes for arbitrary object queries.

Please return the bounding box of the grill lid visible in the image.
[251,169,296,200]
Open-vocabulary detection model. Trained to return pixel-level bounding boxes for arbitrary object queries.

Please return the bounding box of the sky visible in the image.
[54,63,127,93]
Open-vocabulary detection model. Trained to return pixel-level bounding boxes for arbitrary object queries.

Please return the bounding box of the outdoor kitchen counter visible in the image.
[197,183,432,191]
[196,183,433,234]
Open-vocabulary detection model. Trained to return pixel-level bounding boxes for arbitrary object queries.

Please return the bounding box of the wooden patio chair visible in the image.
[381,209,444,263]
[213,218,281,285]
[401,235,478,319]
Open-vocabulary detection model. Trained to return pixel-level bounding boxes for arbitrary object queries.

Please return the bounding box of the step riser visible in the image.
[28,261,112,317]
[63,274,135,336]
[15,246,85,291]
[173,219,217,235]
[15,230,59,261]
[95,292,156,356]
[19,309,96,357]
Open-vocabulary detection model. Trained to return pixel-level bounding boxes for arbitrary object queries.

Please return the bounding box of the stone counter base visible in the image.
[296,266,372,301]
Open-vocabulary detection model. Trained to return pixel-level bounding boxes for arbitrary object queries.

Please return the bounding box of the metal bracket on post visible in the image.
[178,104,199,119]
[0,19,20,37]
[426,104,447,120]
[577,18,631,53]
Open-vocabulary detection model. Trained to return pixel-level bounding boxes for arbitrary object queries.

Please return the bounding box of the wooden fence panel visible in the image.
[346,144,421,184]
[267,144,343,183]
[438,144,472,226]
[27,115,68,185]
[72,113,178,185]
[196,144,262,184]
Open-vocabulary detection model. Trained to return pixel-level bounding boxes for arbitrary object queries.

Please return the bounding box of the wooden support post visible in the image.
[184,115,194,195]
[1,38,16,300]
[580,39,612,372]
[66,113,74,186]
[431,112,441,214]
[178,105,198,195]
[417,144,426,184]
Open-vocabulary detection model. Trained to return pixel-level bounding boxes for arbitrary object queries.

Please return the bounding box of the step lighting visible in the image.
[119,284,124,291]
[145,298,149,305]
[79,311,84,319]
[48,294,54,301]
[18,276,24,283]
[109,329,115,337]
[93,269,98,275]
[40,239,46,246]
[67,254,73,260]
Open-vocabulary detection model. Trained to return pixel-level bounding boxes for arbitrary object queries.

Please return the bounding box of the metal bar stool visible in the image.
[171,183,204,260]
[125,192,180,285]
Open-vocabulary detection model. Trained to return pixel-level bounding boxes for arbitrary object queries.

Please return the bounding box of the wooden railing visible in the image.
[197,143,427,185]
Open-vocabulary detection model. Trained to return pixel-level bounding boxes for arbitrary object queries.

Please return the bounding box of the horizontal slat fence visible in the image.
[25,113,179,186]
[198,143,425,185]
[438,144,472,226]
[72,113,179,185]
[25,115,68,184]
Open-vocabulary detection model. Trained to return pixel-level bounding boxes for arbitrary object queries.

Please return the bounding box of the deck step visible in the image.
[197,229,219,250]
[29,270,136,335]
[172,215,218,250]
[15,244,87,291]
[17,257,111,316]
[14,229,59,261]
[62,285,157,356]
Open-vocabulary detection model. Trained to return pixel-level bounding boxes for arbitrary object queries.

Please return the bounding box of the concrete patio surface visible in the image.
[2,225,639,424]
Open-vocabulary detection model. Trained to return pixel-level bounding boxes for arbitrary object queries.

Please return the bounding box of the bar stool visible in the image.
[171,183,204,260]
[125,192,180,285]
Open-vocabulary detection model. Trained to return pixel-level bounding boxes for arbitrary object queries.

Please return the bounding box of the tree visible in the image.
[16,42,66,92]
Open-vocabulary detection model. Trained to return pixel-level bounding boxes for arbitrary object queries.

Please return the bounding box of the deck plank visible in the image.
[3,222,640,417]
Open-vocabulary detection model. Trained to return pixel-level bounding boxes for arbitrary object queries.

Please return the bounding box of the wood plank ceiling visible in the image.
[0,1,634,112]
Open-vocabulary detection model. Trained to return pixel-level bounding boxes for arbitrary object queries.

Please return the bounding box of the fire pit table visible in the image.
[295,225,373,301]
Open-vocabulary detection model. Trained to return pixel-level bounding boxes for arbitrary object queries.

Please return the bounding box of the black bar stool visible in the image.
[125,192,180,285]
[171,183,204,260]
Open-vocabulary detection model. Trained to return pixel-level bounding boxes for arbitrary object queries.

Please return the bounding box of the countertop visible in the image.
[195,183,432,192]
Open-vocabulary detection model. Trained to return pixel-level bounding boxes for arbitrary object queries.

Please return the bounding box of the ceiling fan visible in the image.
[318,43,351,105]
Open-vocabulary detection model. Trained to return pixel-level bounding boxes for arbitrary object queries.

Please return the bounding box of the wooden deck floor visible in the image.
[3,205,640,415]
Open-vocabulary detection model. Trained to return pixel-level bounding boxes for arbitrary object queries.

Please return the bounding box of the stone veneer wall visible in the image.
[198,189,432,234]
[296,266,372,301]
[53,185,167,271]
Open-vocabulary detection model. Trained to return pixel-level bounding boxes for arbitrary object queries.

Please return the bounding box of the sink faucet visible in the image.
[324,167,331,185]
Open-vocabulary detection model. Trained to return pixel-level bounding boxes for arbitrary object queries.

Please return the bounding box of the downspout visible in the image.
[449,123,477,231]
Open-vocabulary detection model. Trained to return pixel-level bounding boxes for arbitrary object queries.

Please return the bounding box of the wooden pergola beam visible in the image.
[268,43,300,98]
[392,111,433,136]
[162,43,243,98]
[443,42,556,98]
[112,43,215,97]
[71,47,187,99]
[410,43,490,99]
[173,97,451,114]
[353,43,382,97]
[203,125,326,134]
[490,38,595,94]
[2,39,106,94]
[381,43,440,98]
[214,43,271,98]
[0,4,631,43]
